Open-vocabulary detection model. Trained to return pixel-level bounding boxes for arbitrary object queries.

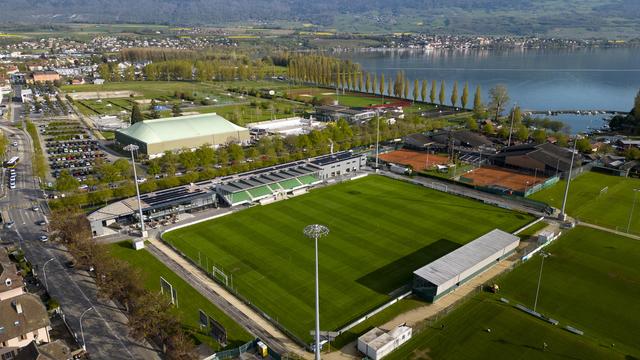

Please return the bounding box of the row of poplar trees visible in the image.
[287,54,484,109]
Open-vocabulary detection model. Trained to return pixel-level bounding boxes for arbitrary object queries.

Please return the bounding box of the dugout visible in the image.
[413,229,519,302]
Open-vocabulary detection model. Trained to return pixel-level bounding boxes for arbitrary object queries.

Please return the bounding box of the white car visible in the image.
[39,235,48,242]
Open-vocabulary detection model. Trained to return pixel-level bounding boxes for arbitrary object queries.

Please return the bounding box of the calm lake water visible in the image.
[345,48,640,133]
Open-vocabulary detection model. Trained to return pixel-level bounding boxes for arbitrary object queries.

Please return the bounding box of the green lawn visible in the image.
[385,294,625,360]
[530,172,640,234]
[109,242,253,350]
[498,226,640,356]
[163,175,533,342]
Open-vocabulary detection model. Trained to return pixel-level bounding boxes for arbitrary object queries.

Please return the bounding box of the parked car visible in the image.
[39,235,48,242]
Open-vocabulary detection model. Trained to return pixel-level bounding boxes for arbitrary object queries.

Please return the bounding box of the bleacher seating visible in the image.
[278,178,303,190]
[247,185,273,199]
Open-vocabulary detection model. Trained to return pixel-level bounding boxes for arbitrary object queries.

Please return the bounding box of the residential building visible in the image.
[0,251,52,360]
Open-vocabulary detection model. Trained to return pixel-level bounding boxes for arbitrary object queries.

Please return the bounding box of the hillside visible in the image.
[1,0,639,37]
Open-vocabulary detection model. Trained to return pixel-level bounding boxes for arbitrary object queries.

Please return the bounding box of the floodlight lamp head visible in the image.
[123,144,139,152]
[304,224,329,239]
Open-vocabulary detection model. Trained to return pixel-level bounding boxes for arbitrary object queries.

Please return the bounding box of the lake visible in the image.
[345,47,640,133]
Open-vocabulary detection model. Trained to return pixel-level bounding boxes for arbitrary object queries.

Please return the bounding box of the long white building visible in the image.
[413,229,519,302]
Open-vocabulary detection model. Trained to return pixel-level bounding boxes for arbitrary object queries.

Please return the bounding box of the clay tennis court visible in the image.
[379,149,449,171]
[461,167,546,192]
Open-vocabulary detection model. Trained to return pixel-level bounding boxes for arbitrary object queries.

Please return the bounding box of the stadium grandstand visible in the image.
[88,151,366,237]
[216,162,323,206]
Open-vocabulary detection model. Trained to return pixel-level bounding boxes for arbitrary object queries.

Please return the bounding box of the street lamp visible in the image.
[123,144,146,237]
[533,251,550,312]
[79,306,94,351]
[42,258,55,291]
[304,224,330,360]
[626,189,640,233]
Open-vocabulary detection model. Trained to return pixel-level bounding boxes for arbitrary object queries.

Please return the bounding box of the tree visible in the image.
[98,63,110,81]
[532,129,547,144]
[178,149,198,171]
[171,103,181,117]
[482,122,494,134]
[461,82,469,109]
[450,81,458,107]
[421,80,427,102]
[473,85,483,116]
[413,79,419,102]
[147,159,162,176]
[372,74,377,95]
[130,103,143,124]
[55,170,79,193]
[511,105,522,126]
[488,84,510,122]
[366,73,371,93]
[113,159,132,178]
[516,125,529,142]
[379,73,384,95]
[576,138,592,153]
[404,80,409,100]
[228,143,244,162]
[387,79,392,98]
[430,80,437,103]
[438,80,446,105]
[466,117,478,131]
[124,66,135,81]
[195,144,215,167]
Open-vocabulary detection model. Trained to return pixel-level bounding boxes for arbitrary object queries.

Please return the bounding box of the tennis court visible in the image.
[461,167,546,192]
[379,149,449,171]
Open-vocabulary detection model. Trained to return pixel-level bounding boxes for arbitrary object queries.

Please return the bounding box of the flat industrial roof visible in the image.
[413,229,519,286]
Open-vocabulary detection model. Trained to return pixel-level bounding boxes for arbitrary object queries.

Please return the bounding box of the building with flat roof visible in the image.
[29,71,60,83]
[247,117,326,137]
[315,105,377,123]
[357,325,412,360]
[115,113,250,158]
[413,229,519,302]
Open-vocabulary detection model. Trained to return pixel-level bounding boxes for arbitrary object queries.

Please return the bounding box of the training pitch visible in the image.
[530,171,640,234]
[163,175,532,341]
[500,226,640,356]
[387,226,639,359]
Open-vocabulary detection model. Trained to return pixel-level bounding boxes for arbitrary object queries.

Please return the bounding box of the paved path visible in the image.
[579,222,640,240]
[145,237,311,359]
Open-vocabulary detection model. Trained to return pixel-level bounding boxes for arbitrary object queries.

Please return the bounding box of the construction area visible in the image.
[378,149,450,171]
[459,166,555,196]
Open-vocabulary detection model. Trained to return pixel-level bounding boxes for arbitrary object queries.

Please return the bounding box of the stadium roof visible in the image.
[116,113,247,144]
[413,229,519,286]
[492,143,579,171]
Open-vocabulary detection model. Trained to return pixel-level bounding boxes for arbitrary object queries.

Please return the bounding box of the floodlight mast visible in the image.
[123,144,146,237]
[559,137,578,220]
[304,224,329,360]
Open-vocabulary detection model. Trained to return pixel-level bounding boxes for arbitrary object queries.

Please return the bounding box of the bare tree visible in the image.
[488,84,510,122]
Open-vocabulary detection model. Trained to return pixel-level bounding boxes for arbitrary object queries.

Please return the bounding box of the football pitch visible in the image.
[386,226,640,359]
[163,175,533,341]
[530,171,640,234]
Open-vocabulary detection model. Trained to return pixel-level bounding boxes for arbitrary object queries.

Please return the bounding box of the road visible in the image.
[1,101,160,360]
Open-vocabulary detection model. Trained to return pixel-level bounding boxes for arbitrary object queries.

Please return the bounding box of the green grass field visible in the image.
[530,172,640,234]
[163,175,533,342]
[386,226,640,359]
[385,294,625,360]
[499,226,640,356]
[109,242,252,350]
